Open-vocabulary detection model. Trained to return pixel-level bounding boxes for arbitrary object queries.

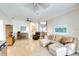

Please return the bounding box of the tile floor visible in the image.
[0,39,78,56]
[7,39,51,56]
[0,47,7,56]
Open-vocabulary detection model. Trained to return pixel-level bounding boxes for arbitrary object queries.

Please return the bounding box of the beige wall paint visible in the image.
[47,8,79,50]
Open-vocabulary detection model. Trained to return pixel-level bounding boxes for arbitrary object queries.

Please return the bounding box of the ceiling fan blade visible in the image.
[39,3,50,8]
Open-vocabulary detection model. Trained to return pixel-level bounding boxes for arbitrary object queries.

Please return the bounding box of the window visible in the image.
[39,22,47,32]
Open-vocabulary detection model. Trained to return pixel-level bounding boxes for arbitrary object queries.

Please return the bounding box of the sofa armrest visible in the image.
[65,42,76,50]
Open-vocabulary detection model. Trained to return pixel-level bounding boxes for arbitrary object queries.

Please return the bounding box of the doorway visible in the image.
[5,25,13,38]
[5,24,13,46]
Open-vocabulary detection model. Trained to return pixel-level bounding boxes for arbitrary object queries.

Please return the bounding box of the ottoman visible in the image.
[48,42,67,56]
[40,39,51,47]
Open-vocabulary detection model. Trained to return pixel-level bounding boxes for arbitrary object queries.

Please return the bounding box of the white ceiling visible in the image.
[0,3,79,21]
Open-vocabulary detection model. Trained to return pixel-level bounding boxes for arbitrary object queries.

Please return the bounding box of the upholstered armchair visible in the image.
[33,32,40,40]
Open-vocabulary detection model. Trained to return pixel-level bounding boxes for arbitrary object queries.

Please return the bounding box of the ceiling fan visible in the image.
[22,3,50,12]
[26,18,32,22]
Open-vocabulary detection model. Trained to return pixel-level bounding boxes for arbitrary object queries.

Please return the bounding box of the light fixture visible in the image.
[23,3,50,12]
[26,18,32,22]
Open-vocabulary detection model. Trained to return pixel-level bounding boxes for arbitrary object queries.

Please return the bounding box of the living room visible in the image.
[0,3,79,56]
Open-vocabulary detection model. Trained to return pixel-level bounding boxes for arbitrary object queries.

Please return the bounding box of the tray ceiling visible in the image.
[0,3,79,21]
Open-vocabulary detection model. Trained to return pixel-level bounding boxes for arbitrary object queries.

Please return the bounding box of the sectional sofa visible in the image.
[40,34,77,56]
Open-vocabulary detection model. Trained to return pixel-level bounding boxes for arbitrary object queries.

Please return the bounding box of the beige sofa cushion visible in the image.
[60,36,74,44]
[55,35,63,42]
[48,34,55,40]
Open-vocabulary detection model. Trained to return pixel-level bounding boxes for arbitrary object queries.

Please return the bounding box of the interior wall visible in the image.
[47,8,79,50]
[2,18,30,39]
[12,20,29,38]
[4,19,12,25]
[0,20,5,41]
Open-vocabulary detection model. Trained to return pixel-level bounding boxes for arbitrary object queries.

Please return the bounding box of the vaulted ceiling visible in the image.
[0,3,79,21]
